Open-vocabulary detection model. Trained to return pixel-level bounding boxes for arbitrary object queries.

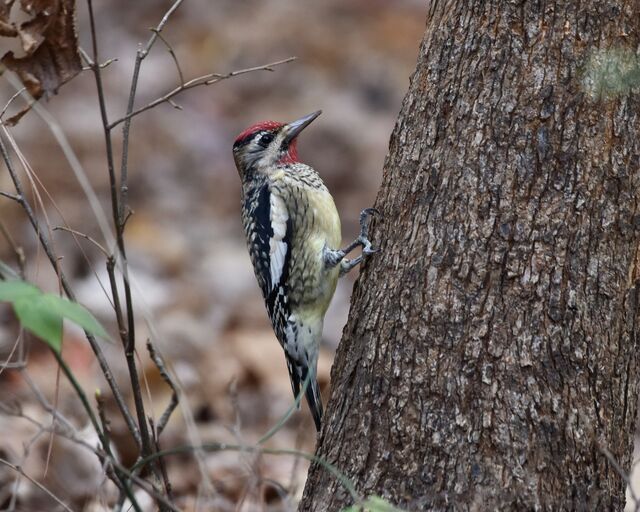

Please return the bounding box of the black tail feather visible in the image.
[304,372,323,432]
[286,354,323,432]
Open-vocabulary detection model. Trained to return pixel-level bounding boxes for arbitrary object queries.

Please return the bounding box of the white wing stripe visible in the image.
[269,192,289,290]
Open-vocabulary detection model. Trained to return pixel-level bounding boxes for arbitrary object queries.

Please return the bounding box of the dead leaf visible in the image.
[0,0,81,125]
[0,1,17,36]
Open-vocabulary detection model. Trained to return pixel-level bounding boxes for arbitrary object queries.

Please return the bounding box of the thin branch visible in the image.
[106,256,128,341]
[0,218,26,278]
[167,98,182,110]
[118,0,185,229]
[53,225,110,257]
[0,458,74,512]
[78,46,93,66]
[107,57,296,129]
[150,28,184,85]
[149,418,174,503]
[0,331,25,374]
[132,442,363,504]
[3,71,115,251]
[53,351,144,512]
[81,57,118,71]
[2,385,170,512]
[143,0,186,54]
[50,351,103,443]
[0,129,142,447]
[86,0,153,463]
[0,86,26,122]
[258,373,310,445]
[96,390,112,458]
[147,340,179,436]
[109,460,180,512]
[0,190,20,201]
[20,370,81,436]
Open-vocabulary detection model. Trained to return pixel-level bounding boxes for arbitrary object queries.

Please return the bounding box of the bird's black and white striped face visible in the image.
[232,111,322,177]
[233,122,284,175]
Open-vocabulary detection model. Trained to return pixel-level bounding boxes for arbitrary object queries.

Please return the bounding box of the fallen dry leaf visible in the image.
[0,1,17,37]
[0,0,81,124]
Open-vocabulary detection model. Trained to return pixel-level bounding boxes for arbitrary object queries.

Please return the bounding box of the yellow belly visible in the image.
[295,188,341,318]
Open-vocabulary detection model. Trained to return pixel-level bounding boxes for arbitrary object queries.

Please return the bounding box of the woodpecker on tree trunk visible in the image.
[232,110,378,432]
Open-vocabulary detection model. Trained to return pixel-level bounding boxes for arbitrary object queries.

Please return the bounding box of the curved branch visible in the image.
[107,57,296,129]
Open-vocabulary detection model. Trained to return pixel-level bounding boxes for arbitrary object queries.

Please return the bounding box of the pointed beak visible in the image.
[282,110,322,144]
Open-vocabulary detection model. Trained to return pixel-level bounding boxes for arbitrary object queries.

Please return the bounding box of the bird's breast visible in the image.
[287,186,341,314]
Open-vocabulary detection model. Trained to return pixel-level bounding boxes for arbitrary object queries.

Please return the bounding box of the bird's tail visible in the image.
[286,354,323,432]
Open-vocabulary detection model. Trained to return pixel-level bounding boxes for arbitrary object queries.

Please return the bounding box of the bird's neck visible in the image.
[277,140,300,165]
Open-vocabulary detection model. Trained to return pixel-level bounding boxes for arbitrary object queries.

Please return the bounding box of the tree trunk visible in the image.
[300,1,640,510]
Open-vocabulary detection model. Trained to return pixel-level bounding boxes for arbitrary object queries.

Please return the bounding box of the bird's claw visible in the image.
[359,208,381,231]
[358,208,380,256]
[358,235,378,256]
[363,244,379,256]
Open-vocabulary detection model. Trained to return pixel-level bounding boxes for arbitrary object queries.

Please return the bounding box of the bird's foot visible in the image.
[335,208,381,276]
[357,207,380,256]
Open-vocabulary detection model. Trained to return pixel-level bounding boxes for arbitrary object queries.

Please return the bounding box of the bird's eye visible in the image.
[259,133,274,146]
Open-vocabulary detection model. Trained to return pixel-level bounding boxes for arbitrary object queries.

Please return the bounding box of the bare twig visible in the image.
[0,219,26,275]
[86,0,153,464]
[53,225,110,257]
[0,331,25,373]
[107,57,296,129]
[118,0,185,229]
[78,48,120,79]
[96,390,112,458]
[132,442,362,504]
[106,256,128,340]
[147,340,180,436]
[81,58,118,71]
[20,370,81,436]
[167,98,182,110]
[0,190,20,201]
[52,352,144,512]
[110,460,180,512]
[0,129,142,447]
[50,352,102,447]
[0,86,26,122]
[2,385,173,512]
[150,418,174,503]
[150,29,185,85]
[3,71,115,249]
[0,457,74,512]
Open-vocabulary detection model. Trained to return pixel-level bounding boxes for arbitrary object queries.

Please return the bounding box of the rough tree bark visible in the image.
[301,1,640,510]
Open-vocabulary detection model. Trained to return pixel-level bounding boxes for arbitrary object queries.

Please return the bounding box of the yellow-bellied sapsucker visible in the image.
[232,111,378,431]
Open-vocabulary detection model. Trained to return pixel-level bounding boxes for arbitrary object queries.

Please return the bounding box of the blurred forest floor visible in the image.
[0,0,426,510]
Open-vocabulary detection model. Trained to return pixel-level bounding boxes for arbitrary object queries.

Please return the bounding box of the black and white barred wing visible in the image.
[241,181,324,430]
[241,183,292,344]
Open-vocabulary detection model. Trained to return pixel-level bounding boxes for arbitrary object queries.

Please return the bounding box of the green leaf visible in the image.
[40,293,109,340]
[0,280,39,301]
[14,296,63,352]
[0,279,109,351]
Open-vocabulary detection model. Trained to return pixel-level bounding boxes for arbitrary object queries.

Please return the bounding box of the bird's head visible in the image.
[232,110,321,177]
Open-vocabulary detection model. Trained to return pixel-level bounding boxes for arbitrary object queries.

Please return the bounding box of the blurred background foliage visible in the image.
[0,0,425,509]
